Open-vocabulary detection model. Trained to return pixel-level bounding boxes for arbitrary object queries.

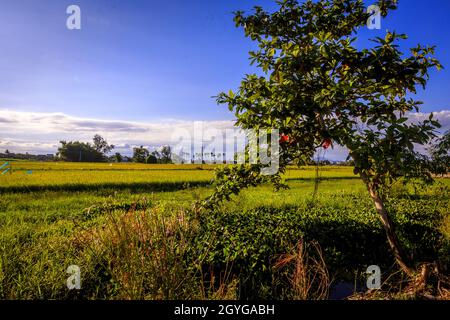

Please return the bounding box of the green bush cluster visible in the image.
[192,194,449,299]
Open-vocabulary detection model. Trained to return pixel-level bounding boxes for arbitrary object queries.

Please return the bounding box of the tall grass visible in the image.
[74,204,197,299]
[274,241,330,300]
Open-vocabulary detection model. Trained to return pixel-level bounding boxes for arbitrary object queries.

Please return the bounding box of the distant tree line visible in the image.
[132,145,172,164]
[56,135,174,164]
[2,132,448,172]
[0,150,54,161]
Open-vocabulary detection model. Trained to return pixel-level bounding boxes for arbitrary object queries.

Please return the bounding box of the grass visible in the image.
[0,161,448,299]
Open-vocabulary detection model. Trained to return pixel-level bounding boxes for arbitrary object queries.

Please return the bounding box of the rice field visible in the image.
[0,163,357,191]
[0,161,448,299]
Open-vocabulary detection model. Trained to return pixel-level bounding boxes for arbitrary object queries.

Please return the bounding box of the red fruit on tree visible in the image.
[280,134,290,143]
[322,138,332,149]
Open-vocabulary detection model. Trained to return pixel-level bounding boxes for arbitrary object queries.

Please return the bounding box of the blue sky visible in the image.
[0,0,449,157]
[0,0,269,122]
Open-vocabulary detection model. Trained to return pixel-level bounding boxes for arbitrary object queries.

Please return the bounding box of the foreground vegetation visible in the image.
[0,162,448,299]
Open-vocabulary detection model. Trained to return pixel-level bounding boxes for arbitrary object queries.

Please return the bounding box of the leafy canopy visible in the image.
[57,140,105,162]
[429,131,450,176]
[93,134,115,154]
[204,0,442,208]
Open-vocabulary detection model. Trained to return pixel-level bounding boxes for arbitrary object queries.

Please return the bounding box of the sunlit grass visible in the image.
[0,162,356,191]
[0,161,448,299]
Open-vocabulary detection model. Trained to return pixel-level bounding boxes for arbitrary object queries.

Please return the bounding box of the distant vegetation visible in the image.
[429,130,450,177]
[56,134,115,162]
[132,145,172,164]
[0,150,54,162]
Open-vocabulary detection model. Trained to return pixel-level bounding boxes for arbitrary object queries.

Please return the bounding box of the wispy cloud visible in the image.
[406,110,450,129]
[0,109,235,155]
[0,109,448,160]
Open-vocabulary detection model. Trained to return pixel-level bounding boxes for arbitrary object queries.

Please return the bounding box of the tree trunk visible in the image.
[360,173,415,277]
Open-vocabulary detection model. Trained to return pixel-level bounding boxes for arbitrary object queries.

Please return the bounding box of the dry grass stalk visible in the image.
[274,240,330,300]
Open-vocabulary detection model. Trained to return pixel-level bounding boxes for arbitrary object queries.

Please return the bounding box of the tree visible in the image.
[205,0,442,276]
[112,152,123,163]
[132,146,150,163]
[152,150,161,161]
[57,135,114,162]
[429,130,450,176]
[146,153,158,164]
[160,146,172,164]
[93,134,115,155]
[57,140,104,162]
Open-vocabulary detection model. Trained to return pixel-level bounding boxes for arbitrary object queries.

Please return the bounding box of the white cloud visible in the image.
[0,109,448,160]
[406,110,450,130]
[0,138,58,154]
[0,109,235,155]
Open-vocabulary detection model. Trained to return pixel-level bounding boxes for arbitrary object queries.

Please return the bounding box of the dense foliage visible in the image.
[205,0,443,275]
[429,131,450,176]
[57,135,114,162]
